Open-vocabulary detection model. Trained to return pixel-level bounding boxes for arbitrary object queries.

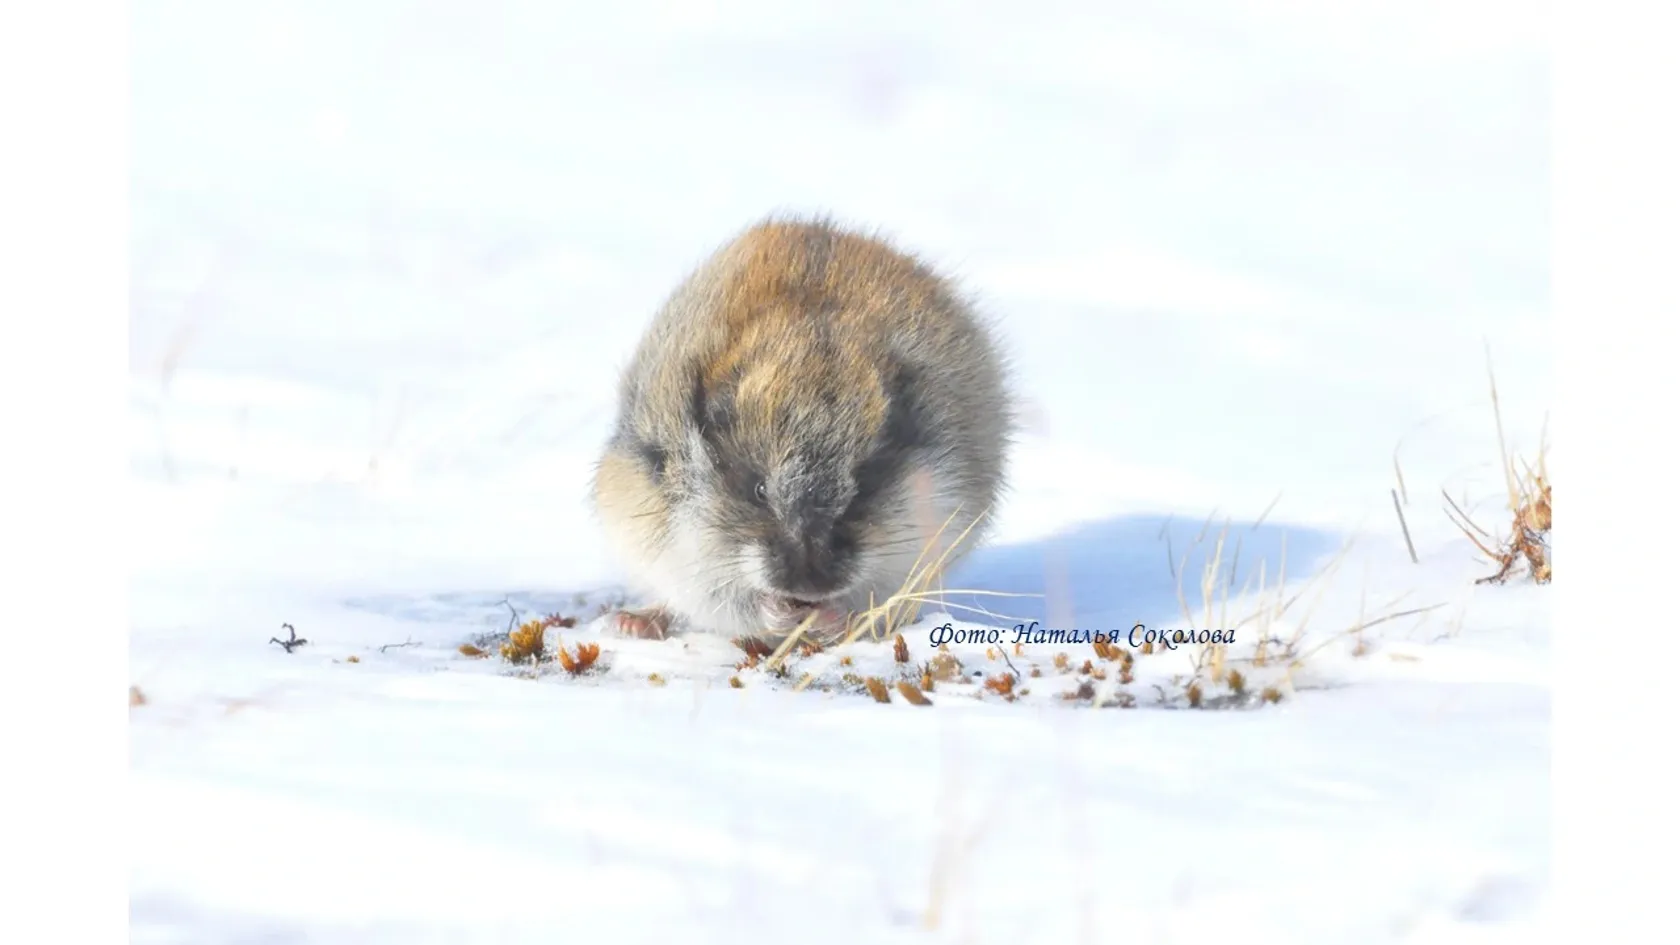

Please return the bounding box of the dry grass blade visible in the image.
[772,506,1008,681]
[1252,491,1284,530]
[762,608,822,675]
[877,503,969,638]
[1485,342,1521,518]
[834,505,1022,652]
[1443,488,1496,542]
[1291,602,1448,666]
[1391,488,1418,564]
[1392,446,1410,506]
[880,504,997,634]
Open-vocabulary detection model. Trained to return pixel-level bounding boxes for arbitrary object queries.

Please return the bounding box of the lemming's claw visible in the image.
[612,607,673,640]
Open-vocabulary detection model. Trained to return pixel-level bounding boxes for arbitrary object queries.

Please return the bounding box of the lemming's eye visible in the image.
[754,479,768,503]
[638,442,667,478]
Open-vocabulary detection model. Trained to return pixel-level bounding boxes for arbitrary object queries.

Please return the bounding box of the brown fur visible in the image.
[591,214,1012,642]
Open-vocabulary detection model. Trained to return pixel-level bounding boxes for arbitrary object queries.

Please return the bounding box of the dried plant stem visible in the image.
[1392,488,1419,564]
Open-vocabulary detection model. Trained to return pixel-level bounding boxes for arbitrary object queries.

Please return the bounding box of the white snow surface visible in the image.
[130,2,1551,942]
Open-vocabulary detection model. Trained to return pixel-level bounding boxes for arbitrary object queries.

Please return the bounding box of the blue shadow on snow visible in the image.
[934,513,1341,634]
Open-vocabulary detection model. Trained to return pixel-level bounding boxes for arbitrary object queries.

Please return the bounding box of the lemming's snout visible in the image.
[763,527,852,598]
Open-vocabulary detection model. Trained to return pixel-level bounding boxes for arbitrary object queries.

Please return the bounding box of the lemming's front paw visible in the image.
[611,606,674,640]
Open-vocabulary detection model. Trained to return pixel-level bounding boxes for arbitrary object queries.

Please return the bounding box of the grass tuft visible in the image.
[499,618,550,664]
[1442,350,1551,584]
[498,612,585,668]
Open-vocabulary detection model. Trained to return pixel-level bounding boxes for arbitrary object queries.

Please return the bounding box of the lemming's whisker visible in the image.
[684,559,738,582]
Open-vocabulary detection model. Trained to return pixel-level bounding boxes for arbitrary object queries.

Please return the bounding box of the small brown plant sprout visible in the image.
[128,686,146,708]
[865,677,892,704]
[346,655,361,664]
[983,673,1017,702]
[895,680,933,706]
[556,640,602,676]
[648,673,667,687]
[729,676,745,689]
[735,652,761,671]
[1030,666,1042,678]
[458,644,488,658]
[1093,637,1119,661]
[1139,639,1155,656]
[1014,642,1026,657]
[929,650,963,683]
[1227,670,1247,696]
[893,633,910,664]
[542,613,578,629]
[1187,683,1205,708]
[1061,680,1096,702]
[1261,687,1284,704]
[500,619,550,664]
[920,667,936,692]
[1053,652,1072,674]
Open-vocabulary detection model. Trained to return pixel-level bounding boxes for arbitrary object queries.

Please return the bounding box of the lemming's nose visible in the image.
[768,528,846,597]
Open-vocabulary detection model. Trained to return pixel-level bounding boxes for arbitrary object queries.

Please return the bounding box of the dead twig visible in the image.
[268,623,308,653]
[997,648,1023,681]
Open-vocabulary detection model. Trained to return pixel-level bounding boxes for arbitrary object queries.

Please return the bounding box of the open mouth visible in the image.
[762,594,842,628]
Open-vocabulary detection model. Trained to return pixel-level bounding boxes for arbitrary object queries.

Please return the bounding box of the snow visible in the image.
[129,1,1550,942]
